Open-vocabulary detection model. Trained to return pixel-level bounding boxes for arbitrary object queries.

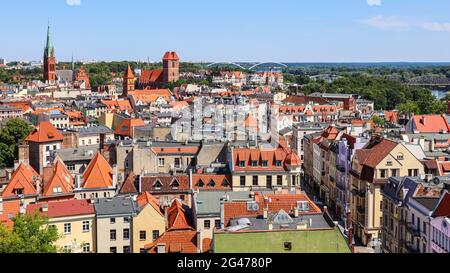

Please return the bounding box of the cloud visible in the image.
[66,0,81,6]
[422,22,450,32]
[359,16,410,31]
[367,0,382,6]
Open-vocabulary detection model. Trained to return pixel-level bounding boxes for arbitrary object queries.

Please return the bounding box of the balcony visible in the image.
[406,223,420,238]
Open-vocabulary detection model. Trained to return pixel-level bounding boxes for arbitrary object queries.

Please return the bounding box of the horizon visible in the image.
[1,0,450,62]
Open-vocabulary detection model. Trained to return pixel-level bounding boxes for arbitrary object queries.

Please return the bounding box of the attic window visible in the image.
[251,161,258,167]
[14,188,24,195]
[53,187,63,194]
[197,179,205,187]
[386,160,393,166]
[154,180,162,190]
[397,153,404,160]
[239,161,246,168]
[170,179,179,189]
[208,180,216,188]
[262,161,268,167]
[275,160,282,167]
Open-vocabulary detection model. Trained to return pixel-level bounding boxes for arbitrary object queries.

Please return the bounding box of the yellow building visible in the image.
[26,199,96,253]
[132,192,166,253]
[350,137,425,245]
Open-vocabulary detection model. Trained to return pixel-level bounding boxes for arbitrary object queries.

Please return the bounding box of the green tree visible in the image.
[371,115,386,127]
[396,101,420,118]
[0,213,59,253]
[0,118,33,168]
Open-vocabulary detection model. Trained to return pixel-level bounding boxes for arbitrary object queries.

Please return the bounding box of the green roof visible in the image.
[45,25,54,57]
[214,229,351,253]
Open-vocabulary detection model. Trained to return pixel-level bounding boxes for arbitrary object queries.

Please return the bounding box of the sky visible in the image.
[1,0,450,62]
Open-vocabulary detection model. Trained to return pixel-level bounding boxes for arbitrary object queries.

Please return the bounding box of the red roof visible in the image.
[412,115,450,133]
[42,160,74,197]
[434,192,450,217]
[233,147,296,171]
[167,199,193,231]
[119,172,137,194]
[162,51,180,61]
[191,174,232,191]
[124,64,134,79]
[136,192,163,217]
[145,230,199,253]
[151,147,199,155]
[82,152,113,189]
[140,69,164,83]
[0,199,21,227]
[26,199,95,218]
[26,121,63,143]
[1,164,39,198]
[115,118,145,137]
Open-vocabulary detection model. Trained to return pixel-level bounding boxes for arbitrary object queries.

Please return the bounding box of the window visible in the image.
[262,161,268,167]
[64,223,71,235]
[215,220,221,229]
[123,228,130,240]
[52,187,62,194]
[46,146,50,151]
[251,161,258,167]
[123,217,130,223]
[267,176,273,188]
[276,160,282,167]
[277,176,283,186]
[414,169,419,176]
[152,230,160,241]
[252,176,258,186]
[110,218,116,224]
[380,169,387,178]
[82,140,85,145]
[110,247,117,253]
[240,176,246,186]
[391,169,399,177]
[82,243,90,253]
[123,246,130,253]
[140,248,147,253]
[110,229,116,241]
[397,153,404,160]
[408,169,413,176]
[67,164,75,171]
[82,221,90,232]
[239,161,246,167]
[158,158,165,167]
[140,231,146,241]
[174,158,181,168]
[386,160,393,166]
[204,220,211,229]
[64,245,72,253]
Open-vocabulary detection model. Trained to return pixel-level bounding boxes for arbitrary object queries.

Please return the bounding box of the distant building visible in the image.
[43,25,57,84]
[0,58,6,66]
[137,52,180,89]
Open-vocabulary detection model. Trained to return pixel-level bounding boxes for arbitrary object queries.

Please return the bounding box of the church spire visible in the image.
[45,24,54,58]
[71,53,74,71]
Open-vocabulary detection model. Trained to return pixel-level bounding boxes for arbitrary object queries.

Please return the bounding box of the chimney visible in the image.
[18,141,29,165]
[75,174,83,190]
[138,175,142,193]
[197,231,203,253]
[112,164,118,188]
[189,169,193,190]
[0,197,3,214]
[34,176,41,195]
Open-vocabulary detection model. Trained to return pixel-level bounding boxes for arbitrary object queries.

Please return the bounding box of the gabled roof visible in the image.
[433,192,450,217]
[167,199,193,231]
[136,192,163,217]
[357,138,398,168]
[114,118,145,137]
[42,160,74,197]
[145,229,199,253]
[192,174,232,191]
[119,172,138,194]
[1,164,39,198]
[139,69,164,83]
[412,115,450,133]
[140,175,190,192]
[82,152,113,189]
[124,64,134,79]
[26,199,95,218]
[26,121,63,143]
[0,199,21,227]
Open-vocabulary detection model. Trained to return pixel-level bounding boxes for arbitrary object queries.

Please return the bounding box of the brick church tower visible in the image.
[162,51,180,83]
[123,64,135,97]
[43,24,57,84]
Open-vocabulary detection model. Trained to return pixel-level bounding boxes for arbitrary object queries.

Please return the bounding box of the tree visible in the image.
[0,213,59,253]
[0,119,33,168]
[396,101,420,119]
[371,115,385,127]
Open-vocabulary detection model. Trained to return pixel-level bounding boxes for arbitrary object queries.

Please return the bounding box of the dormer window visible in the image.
[14,188,24,195]
[208,180,216,188]
[52,187,63,194]
[397,153,404,161]
[239,161,246,168]
[170,179,179,189]
[154,180,162,190]
[251,161,258,167]
[276,161,282,167]
[262,161,268,167]
[197,179,205,187]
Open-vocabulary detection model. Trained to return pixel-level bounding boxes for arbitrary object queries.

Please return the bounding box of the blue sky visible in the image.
[1,0,450,62]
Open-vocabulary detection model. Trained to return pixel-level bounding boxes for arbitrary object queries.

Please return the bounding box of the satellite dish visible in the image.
[433,177,441,185]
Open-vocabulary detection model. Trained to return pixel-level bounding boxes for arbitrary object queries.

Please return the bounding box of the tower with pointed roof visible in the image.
[162,51,180,83]
[43,24,57,84]
[123,64,135,97]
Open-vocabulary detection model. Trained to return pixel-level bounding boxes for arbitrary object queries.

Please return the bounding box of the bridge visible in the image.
[206,62,288,71]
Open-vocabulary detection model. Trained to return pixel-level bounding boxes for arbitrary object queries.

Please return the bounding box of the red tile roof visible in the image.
[140,69,164,83]
[433,192,450,217]
[26,121,63,143]
[124,64,134,79]
[119,172,138,194]
[412,115,450,133]
[167,199,193,231]
[0,199,21,227]
[233,146,297,171]
[151,147,199,155]
[162,51,180,61]
[42,160,74,197]
[1,164,39,198]
[191,174,232,191]
[82,152,113,189]
[115,118,145,137]
[145,230,199,253]
[136,192,163,217]
[140,175,190,193]
[26,199,95,218]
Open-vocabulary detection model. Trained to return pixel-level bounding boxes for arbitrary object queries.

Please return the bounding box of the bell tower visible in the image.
[123,64,135,97]
[162,51,180,83]
[43,24,57,84]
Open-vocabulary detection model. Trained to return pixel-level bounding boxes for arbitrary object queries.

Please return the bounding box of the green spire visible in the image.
[45,24,54,57]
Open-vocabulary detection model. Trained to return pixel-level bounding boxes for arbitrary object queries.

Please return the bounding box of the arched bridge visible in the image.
[206,62,247,70]
[248,62,288,70]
